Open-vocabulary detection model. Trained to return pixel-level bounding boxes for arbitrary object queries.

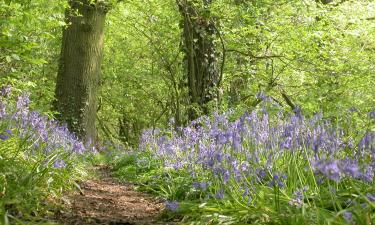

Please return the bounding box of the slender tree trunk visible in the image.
[54,0,108,141]
[177,0,219,121]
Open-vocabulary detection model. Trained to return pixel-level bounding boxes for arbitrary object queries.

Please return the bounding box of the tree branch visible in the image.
[226,49,284,60]
[280,91,296,111]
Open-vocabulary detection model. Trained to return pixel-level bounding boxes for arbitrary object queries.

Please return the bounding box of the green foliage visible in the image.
[0,0,66,112]
[0,132,87,224]
[210,0,375,118]
[98,0,375,146]
[99,0,185,145]
[2,0,373,145]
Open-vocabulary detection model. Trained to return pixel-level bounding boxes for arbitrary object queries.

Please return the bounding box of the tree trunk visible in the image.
[54,0,108,141]
[177,0,219,121]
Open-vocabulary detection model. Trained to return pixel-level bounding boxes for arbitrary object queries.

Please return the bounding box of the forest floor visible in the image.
[54,166,174,225]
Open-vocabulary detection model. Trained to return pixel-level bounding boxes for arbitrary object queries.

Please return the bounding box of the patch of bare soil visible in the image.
[55,166,171,225]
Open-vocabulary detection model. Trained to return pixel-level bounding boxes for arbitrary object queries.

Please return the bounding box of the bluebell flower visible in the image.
[268,173,287,188]
[53,159,66,168]
[256,92,267,101]
[199,182,207,191]
[348,107,358,113]
[343,211,353,223]
[215,189,224,199]
[368,109,375,120]
[16,93,30,110]
[358,132,374,152]
[0,134,9,141]
[311,159,341,182]
[165,201,179,212]
[0,85,11,97]
[288,186,308,208]
[366,193,375,202]
[0,102,6,118]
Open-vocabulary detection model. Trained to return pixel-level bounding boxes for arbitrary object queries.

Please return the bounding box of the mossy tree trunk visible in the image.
[177,0,219,121]
[54,0,108,141]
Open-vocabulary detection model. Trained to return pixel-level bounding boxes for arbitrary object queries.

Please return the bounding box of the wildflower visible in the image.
[348,107,358,113]
[192,182,200,189]
[215,189,224,199]
[53,159,66,168]
[0,134,9,141]
[193,182,207,191]
[280,137,292,149]
[16,93,30,110]
[0,85,11,97]
[0,103,6,118]
[311,159,341,182]
[223,169,230,184]
[256,92,267,101]
[366,193,375,202]
[343,211,353,223]
[199,182,207,191]
[268,173,287,188]
[73,142,85,154]
[368,109,375,120]
[360,165,374,183]
[288,186,308,208]
[240,162,249,172]
[340,158,360,179]
[293,106,303,119]
[358,132,374,151]
[165,201,179,212]
[242,186,250,198]
[256,168,267,182]
[288,198,303,208]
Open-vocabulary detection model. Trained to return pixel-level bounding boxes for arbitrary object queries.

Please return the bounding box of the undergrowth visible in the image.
[0,86,97,224]
[112,99,375,225]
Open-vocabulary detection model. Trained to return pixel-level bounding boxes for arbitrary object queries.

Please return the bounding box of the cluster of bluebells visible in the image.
[140,96,375,207]
[0,86,93,168]
[288,186,309,208]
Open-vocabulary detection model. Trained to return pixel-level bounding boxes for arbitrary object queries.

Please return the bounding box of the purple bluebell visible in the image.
[288,186,308,208]
[16,93,30,110]
[0,102,6,118]
[0,134,9,141]
[165,201,179,212]
[0,85,11,97]
[311,159,341,182]
[268,173,287,188]
[53,159,67,168]
[343,211,353,223]
[366,193,375,202]
[215,189,224,199]
[368,109,375,120]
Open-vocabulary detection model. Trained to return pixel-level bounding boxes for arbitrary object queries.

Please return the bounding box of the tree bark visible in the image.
[177,0,219,121]
[54,0,108,141]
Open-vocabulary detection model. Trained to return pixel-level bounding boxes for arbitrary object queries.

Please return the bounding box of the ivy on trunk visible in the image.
[54,0,108,141]
[177,0,219,121]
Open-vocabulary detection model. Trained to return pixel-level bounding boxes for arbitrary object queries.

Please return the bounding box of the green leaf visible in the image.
[11,54,20,61]
[5,56,11,63]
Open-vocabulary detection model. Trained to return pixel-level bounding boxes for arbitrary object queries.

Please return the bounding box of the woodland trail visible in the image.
[55,166,172,225]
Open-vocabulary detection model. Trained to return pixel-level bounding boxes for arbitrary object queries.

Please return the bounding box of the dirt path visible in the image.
[55,166,170,225]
